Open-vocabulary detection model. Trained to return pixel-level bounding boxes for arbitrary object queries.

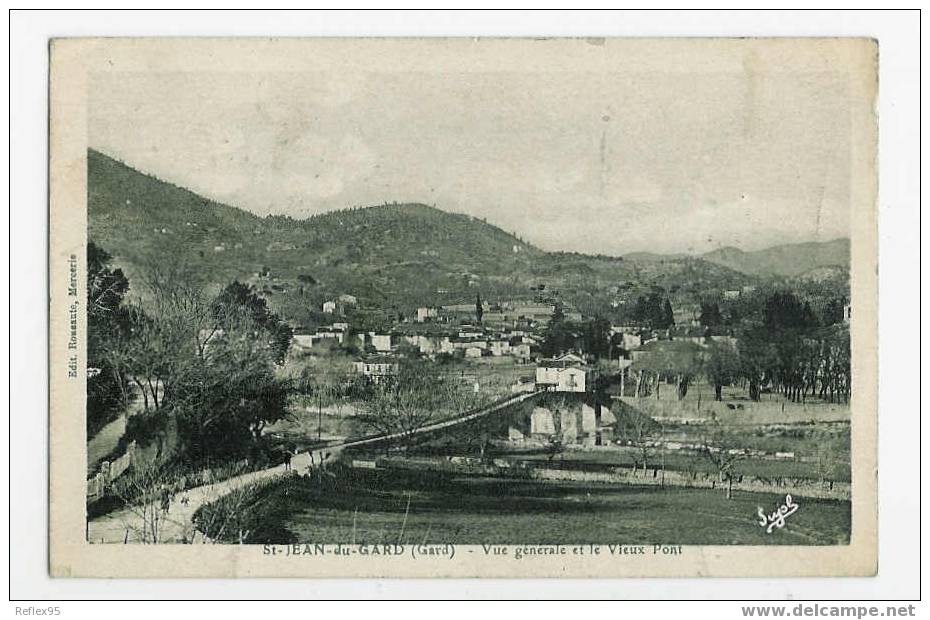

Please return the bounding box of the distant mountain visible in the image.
[88,149,754,328]
[700,239,850,277]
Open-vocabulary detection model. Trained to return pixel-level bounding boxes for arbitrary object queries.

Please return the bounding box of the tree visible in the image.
[213,281,292,364]
[821,297,847,326]
[107,260,291,466]
[109,459,173,543]
[475,293,484,324]
[178,291,289,461]
[359,360,476,445]
[541,305,580,358]
[631,291,674,330]
[764,291,818,331]
[704,341,739,401]
[813,438,843,488]
[699,301,723,327]
[631,341,702,401]
[582,316,611,360]
[698,423,745,500]
[663,298,675,329]
[172,362,288,463]
[87,241,133,435]
[628,412,655,474]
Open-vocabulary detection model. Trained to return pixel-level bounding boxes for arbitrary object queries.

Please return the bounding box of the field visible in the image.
[214,467,850,546]
[502,445,851,482]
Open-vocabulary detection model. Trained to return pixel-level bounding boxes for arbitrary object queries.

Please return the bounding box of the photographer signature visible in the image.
[757,494,799,533]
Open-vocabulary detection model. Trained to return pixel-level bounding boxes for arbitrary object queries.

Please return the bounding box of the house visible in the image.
[723,290,741,300]
[292,334,315,350]
[291,326,346,350]
[316,328,346,345]
[610,325,639,335]
[535,353,593,393]
[489,340,511,356]
[308,327,346,346]
[511,376,536,393]
[843,303,852,324]
[514,303,555,323]
[401,334,440,355]
[620,333,642,350]
[416,307,438,323]
[338,294,358,306]
[708,334,738,348]
[322,300,337,313]
[670,327,708,345]
[464,347,483,358]
[370,334,393,352]
[352,355,398,384]
[511,342,533,362]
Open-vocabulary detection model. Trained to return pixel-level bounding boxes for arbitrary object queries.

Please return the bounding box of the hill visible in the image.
[88,149,754,328]
[701,239,850,277]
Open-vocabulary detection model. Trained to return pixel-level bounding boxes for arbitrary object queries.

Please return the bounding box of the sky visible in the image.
[89,66,854,255]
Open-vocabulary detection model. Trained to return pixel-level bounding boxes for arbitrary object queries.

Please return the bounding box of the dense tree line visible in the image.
[630,291,675,329]
[540,305,612,360]
[735,290,850,403]
[628,290,850,404]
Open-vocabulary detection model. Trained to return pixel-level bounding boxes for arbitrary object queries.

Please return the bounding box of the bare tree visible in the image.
[697,422,745,499]
[110,459,174,543]
[813,438,843,489]
[629,413,654,475]
[359,361,478,446]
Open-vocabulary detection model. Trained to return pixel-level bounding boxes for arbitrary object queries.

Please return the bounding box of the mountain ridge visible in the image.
[87,149,841,328]
[700,239,850,277]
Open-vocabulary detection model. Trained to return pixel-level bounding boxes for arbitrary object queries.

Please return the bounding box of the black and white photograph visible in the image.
[44,35,880,579]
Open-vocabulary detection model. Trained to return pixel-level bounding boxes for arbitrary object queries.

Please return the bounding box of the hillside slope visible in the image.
[88,149,755,327]
[89,150,544,324]
[701,239,850,277]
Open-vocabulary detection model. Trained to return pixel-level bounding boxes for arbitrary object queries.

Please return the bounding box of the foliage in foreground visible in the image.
[87,241,292,466]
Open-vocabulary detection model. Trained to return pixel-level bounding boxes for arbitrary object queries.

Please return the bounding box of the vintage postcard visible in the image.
[49,37,878,578]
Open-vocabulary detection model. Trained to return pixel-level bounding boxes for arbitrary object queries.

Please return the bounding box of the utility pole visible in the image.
[318,391,322,441]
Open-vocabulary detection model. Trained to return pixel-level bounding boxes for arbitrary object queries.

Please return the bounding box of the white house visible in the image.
[489,340,511,356]
[313,329,345,345]
[292,334,315,350]
[370,334,393,352]
[416,307,438,323]
[352,356,398,383]
[535,353,593,393]
[338,294,358,306]
[322,300,337,313]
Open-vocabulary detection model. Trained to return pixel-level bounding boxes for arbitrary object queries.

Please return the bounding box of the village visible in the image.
[269,284,851,468]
